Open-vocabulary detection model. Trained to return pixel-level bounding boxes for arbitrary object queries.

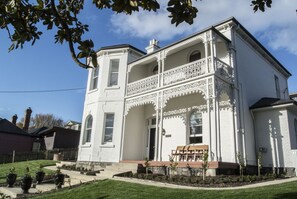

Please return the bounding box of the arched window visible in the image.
[189,110,203,144]
[189,51,201,62]
[152,65,158,75]
[90,67,99,90]
[84,115,93,143]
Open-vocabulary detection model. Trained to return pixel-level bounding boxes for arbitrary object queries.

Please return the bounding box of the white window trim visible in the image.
[83,115,93,144]
[189,110,203,144]
[102,113,115,144]
[108,59,120,87]
[90,67,99,91]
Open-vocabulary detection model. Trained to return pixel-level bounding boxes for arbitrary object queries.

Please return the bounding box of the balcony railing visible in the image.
[163,58,207,86]
[127,74,158,96]
[126,57,232,96]
[215,58,233,81]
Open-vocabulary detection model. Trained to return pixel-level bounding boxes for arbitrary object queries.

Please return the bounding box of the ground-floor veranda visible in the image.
[121,77,240,165]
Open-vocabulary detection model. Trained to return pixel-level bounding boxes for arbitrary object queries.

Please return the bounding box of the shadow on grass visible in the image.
[273,192,297,199]
[96,195,108,199]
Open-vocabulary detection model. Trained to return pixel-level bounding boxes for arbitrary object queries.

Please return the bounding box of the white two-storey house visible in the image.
[77,17,297,175]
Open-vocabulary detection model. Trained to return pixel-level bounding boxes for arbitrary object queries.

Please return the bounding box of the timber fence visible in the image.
[0,148,78,164]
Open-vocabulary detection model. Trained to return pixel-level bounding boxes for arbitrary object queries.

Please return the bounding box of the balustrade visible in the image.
[163,58,207,85]
[126,57,232,96]
[127,74,158,96]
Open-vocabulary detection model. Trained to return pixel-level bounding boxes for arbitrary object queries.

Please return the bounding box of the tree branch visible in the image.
[50,0,92,69]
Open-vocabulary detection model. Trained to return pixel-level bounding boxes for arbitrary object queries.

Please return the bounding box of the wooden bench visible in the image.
[186,145,208,161]
[171,145,208,162]
[171,146,188,161]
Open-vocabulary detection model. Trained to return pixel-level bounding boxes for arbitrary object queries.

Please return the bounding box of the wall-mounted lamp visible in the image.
[162,129,166,136]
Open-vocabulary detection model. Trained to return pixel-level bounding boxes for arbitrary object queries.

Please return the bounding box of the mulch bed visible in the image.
[117,172,288,188]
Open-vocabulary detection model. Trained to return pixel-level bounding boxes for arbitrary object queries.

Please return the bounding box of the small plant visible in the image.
[35,164,45,184]
[6,167,17,188]
[201,152,209,181]
[21,167,33,194]
[0,192,11,199]
[144,157,150,175]
[54,168,65,189]
[257,152,262,176]
[169,155,178,177]
[237,152,245,176]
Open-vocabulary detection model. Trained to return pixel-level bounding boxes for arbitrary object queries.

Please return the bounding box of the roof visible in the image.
[126,17,290,77]
[227,17,291,77]
[250,97,297,110]
[38,126,80,136]
[97,44,146,55]
[28,126,48,136]
[0,118,32,137]
[128,26,231,65]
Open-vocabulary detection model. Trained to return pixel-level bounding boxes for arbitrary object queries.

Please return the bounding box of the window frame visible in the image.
[103,113,115,144]
[83,115,93,144]
[108,59,120,87]
[189,110,203,144]
[90,67,99,90]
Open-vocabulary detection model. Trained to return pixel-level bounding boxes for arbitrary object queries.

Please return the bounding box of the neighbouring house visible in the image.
[291,93,297,101]
[0,117,33,154]
[65,120,81,131]
[29,126,80,150]
[77,17,297,175]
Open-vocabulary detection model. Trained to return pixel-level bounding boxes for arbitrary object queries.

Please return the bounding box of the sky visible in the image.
[0,0,296,123]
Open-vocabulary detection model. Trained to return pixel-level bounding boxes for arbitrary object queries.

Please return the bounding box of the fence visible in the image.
[0,148,78,164]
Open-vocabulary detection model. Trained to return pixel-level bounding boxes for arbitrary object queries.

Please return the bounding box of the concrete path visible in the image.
[1,165,297,198]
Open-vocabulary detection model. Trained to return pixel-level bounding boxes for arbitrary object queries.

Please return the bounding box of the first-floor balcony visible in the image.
[126,57,232,97]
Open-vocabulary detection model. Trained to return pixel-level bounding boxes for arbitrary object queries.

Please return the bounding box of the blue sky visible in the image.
[0,1,296,123]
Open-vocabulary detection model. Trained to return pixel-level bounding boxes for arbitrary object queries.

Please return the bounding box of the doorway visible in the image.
[148,118,156,160]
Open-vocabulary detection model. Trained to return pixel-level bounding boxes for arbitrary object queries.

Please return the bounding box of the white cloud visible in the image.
[110,0,297,56]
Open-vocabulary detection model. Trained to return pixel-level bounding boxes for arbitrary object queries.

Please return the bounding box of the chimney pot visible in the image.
[12,114,18,125]
[145,39,160,54]
[23,107,32,132]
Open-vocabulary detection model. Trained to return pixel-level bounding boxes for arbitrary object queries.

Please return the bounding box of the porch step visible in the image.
[96,163,139,175]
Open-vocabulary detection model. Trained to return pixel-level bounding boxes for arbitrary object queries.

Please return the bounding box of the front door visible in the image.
[149,128,156,160]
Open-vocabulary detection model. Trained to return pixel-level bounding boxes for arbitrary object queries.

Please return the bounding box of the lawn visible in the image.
[0,160,57,183]
[32,179,297,199]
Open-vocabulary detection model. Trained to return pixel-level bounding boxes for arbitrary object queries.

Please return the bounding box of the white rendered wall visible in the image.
[78,48,143,163]
[122,106,146,160]
[231,30,290,165]
[253,108,294,168]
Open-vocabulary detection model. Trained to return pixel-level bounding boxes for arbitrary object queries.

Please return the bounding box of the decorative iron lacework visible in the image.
[215,58,233,81]
[125,93,157,115]
[163,58,207,85]
[127,74,158,96]
[162,79,208,108]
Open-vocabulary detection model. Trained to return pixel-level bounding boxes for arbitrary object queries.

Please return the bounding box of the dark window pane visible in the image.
[189,51,201,62]
[189,136,202,144]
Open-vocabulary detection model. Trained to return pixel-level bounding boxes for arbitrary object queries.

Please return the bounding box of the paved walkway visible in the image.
[1,165,297,198]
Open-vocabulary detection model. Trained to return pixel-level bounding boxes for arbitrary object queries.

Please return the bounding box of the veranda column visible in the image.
[155,92,160,161]
[206,78,212,161]
[158,91,164,161]
[212,93,218,162]
[204,40,209,73]
[228,46,238,163]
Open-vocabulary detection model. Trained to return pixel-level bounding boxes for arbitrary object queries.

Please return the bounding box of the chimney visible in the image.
[12,114,18,125]
[145,39,160,54]
[23,107,32,132]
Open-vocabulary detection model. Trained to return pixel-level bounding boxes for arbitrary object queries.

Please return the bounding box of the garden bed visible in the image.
[117,172,288,187]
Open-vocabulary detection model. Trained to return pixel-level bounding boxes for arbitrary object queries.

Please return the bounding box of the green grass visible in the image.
[0,160,57,183]
[31,179,297,199]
